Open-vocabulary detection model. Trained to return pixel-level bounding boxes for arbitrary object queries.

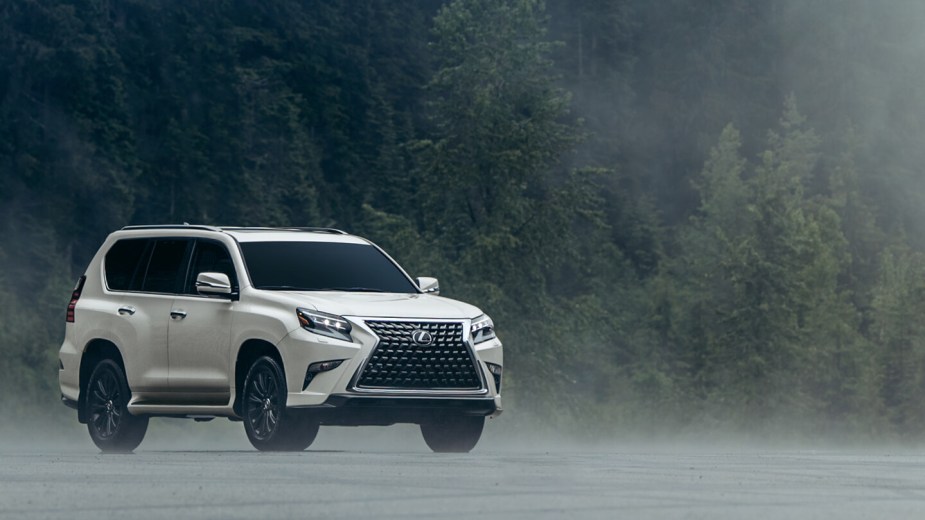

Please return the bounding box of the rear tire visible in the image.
[242,356,319,451]
[85,359,148,453]
[420,415,484,453]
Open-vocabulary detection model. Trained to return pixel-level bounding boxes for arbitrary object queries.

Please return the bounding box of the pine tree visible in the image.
[671,124,754,420]
[871,247,925,434]
[669,101,865,429]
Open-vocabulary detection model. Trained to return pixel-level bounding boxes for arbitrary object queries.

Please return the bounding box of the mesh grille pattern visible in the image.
[357,321,481,389]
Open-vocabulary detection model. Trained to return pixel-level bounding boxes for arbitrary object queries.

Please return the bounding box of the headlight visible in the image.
[470,314,496,344]
[297,308,353,342]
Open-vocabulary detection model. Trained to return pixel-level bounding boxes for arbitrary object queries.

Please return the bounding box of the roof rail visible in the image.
[120,225,349,235]
[284,227,349,235]
[219,226,349,235]
[121,224,222,232]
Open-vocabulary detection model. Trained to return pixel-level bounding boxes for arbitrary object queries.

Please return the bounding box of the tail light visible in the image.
[66,275,87,323]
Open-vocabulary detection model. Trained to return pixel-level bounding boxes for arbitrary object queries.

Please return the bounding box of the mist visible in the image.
[3,0,925,470]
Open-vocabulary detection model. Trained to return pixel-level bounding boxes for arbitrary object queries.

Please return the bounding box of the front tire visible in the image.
[242,356,319,451]
[420,415,484,453]
[86,359,148,453]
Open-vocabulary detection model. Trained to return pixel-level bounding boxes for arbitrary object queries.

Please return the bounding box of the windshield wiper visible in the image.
[256,285,316,291]
[255,285,385,292]
[315,287,385,292]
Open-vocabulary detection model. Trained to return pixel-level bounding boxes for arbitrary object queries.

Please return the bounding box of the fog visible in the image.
[5,2,925,517]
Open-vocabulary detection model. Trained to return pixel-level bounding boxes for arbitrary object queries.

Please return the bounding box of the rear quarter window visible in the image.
[104,239,150,291]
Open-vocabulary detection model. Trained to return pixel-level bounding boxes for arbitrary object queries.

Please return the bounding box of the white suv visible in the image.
[59,225,503,453]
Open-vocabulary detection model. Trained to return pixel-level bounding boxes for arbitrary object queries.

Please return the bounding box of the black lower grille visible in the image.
[357,321,481,390]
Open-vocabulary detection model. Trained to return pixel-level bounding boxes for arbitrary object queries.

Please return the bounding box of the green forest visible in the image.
[4,0,925,438]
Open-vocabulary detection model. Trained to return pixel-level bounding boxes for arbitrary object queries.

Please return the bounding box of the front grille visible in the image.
[356,321,482,390]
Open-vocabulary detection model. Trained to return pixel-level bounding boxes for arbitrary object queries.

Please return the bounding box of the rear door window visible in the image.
[105,239,151,291]
[141,239,191,294]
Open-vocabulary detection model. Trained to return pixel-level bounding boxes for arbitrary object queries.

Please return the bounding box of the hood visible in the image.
[266,291,483,320]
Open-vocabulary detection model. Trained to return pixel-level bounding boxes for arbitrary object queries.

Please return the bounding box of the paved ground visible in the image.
[3,426,925,520]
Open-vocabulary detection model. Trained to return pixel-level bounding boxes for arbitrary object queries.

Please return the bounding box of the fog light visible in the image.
[486,363,502,393]
[303,359,345,390]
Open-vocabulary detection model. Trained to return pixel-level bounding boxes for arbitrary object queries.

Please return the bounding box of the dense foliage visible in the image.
[3,0,925,436]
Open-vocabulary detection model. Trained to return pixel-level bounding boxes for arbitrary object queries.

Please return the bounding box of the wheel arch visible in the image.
[78,339,126,424]
[233,339,283,417]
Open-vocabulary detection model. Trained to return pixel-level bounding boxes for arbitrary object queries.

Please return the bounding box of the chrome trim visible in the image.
[195,281,230,289]
[347,317,489,397]
[410,329,434,346]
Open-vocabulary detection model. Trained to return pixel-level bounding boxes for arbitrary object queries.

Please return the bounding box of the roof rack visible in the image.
[121,224,222,232]
[120,225,349,235]
[219,226,349,235]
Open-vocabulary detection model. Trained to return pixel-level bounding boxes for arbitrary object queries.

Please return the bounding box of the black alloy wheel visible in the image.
[86,359,148,453]
[246,363,281,440]
[420,415,485,453]
[242,356,318,451]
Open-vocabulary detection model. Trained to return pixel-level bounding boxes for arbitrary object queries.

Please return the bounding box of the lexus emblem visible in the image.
[411,329,434,346]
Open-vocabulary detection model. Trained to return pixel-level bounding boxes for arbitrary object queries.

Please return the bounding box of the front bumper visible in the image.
[276,317,503,416]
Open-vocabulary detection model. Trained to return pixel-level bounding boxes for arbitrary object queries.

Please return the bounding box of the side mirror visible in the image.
[196,272,232,295]
[416,276,440,295]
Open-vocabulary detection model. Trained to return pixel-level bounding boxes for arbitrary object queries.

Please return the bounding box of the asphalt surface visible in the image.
[2,427,925,519]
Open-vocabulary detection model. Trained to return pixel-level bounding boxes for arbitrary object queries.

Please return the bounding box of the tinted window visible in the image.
[240,242,418,293]
[142,239,189,294]
[105,239,150,291]
[185,240,237,295]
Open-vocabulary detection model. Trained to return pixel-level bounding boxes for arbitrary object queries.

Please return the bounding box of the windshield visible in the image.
[240,241,419,293]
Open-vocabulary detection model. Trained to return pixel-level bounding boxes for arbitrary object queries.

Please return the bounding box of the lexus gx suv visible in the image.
[59,225,503,453]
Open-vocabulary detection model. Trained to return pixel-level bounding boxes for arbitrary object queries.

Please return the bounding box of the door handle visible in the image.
[170,309,187,320]
[118,306,136,316]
